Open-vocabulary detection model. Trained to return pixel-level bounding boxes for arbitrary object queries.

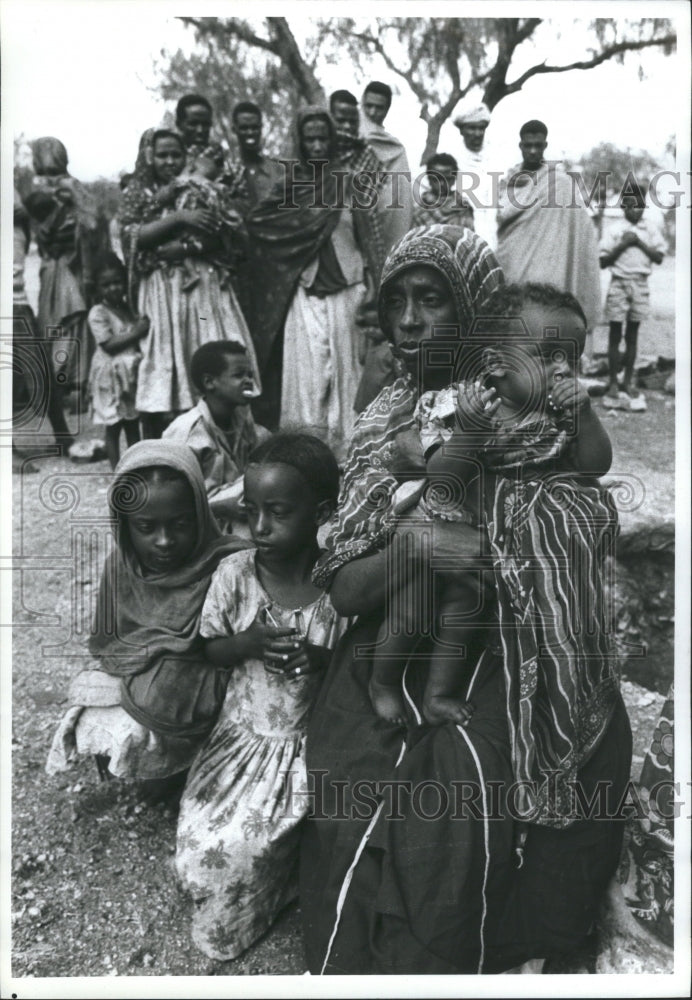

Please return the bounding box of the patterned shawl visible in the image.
[314,224,504,587]
[335,133,387,274]
[118,128,171,287]
[243,107,388,374]
[485,436,620,827]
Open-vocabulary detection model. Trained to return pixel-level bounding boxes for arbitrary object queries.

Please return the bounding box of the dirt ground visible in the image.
[9,253,677,981]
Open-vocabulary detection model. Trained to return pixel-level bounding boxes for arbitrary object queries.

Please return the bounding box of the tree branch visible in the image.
[178,16,274,53]
[178,15,323,103]
[515,18,542,44]
[342,28,430,105]
[266,17,325,102]
[504,33,676,97]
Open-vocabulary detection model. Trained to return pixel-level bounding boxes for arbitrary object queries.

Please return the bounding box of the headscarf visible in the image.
[28,137,106,284]
[313,225,504,587]
[14,186,31,249]
[133,128,156,182]
[453,103,491,128]
[378,224,504,340]
[32,137,68,176]
[89,440,249,673]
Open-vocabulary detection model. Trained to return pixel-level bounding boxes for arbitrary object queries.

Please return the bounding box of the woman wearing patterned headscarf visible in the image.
[24,137,110,407]
[300,224,516,974]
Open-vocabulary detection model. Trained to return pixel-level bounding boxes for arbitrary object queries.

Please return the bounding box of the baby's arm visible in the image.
[550,379,612,476]
[155,180,184,209]
[425,382,500,518]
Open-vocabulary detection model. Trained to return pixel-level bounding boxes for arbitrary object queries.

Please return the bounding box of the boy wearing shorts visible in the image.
[599,182,665,412]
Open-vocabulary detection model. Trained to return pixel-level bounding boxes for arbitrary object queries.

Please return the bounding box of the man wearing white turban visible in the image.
[453,101,500,250]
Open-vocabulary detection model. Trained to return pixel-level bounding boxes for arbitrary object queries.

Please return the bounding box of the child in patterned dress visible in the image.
[175,433,351,962]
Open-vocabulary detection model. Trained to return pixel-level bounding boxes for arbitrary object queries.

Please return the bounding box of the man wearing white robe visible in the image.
[453,102,500,251]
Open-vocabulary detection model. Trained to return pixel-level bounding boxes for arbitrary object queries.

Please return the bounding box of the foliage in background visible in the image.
[564,140,676,251]
[164,17,676,163]
[156,26,305,159]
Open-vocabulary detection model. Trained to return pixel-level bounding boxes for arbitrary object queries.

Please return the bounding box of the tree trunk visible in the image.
[420,117,444,166]
[267,17,326,104]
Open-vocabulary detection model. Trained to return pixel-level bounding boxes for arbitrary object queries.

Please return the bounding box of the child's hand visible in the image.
[620,231,639,248]
[179,208,222,234]
[264,636,308,678]
[241,614,299,664]
[155,182,179,207]
[265,640,330,679]
[455,381,500,433]
[134,316,150,337]
[55,187,75,206]
[548,376,591,415]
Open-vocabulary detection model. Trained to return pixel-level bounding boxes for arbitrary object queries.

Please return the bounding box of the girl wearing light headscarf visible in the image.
[46,440,250,782]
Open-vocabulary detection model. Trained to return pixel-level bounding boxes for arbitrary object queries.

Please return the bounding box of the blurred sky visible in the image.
[2,0,687,182]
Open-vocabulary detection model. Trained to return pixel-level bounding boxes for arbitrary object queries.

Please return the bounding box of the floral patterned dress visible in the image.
[175,548,350,961]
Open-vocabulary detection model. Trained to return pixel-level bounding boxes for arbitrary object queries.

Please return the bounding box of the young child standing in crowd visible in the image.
[87,255,149,468]
[175,433,351,963]
[599,182,665,412]
[46,441,249,786]
[369,284,617,747]
[162,341,269,532]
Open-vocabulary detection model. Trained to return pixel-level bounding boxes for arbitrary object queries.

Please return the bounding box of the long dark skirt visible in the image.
[301,617,515,974]
[484,695,633,971]
[300,617,632,974]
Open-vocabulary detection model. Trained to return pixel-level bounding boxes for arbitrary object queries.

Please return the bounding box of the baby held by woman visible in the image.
[370,283,613,726]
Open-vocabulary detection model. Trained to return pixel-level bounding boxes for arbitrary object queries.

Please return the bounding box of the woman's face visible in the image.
[126,477,197,575]
[381,265,459,387]
[152,137,185,183]
[300,119,330,162]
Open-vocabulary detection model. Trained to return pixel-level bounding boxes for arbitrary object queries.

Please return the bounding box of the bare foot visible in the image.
[369,677,407,725]
[423,694,474,726]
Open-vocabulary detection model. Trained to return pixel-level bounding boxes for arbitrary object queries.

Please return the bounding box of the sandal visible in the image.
[628,393,648,412]
[602,392,630,410]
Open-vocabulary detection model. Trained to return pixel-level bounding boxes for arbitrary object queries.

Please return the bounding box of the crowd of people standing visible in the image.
[15,86,665,466]
[12,80,673,976]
